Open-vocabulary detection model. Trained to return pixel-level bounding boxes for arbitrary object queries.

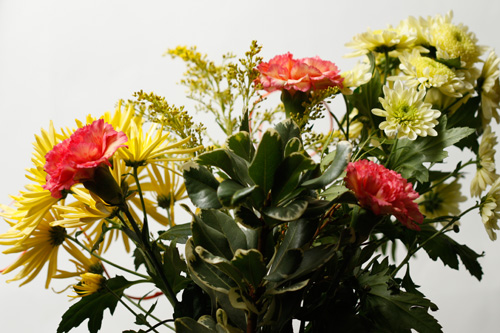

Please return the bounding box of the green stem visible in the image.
[66,235,150,279]
[391,204,479,277]
[123,295,175,331]
[132,165,149,237]
[323,101,348,140]
[382,49,390,85]
[420,159,477,195]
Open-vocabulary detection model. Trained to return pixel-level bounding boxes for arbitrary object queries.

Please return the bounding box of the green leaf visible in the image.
[417,225,483,280]
[386,116,475,182]
[284,137,303,157]
[163,242,191,294]
[57,276,133,333]
[231,249,267,288]
[197,149,252,185]
[226,131,255,162]
[217,179,245,207]
[192,209,248,259]
[436,56,462,69]
[234,206,263,229]
[248,128,283,194]
[263,199,308,223]
[183,163,222,209]
[345,66,382,127]
[265,248,304,282]
[302,141,352,189]
[158,222,192,243]
[175,316,217,333]
[272,152,316,204]
[275,119,301,152]
[359,263,442,333]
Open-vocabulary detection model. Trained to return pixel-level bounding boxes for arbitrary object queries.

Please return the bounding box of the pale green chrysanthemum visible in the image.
[394,49,472,98]
[471,125,499,197]
[478,50,500,125]
[372,80,441,140]
[479,178,500,240]
[429,11,485,68]
[417,179,467,227]
[345,26,425,58]
[340,61,372,95]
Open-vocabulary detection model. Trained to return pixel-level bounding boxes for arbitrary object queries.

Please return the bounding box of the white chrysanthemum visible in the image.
[345,26,424,58]
[479,50,500,124]
[417,179,466,228]
[340,61,372,94]
[429,11,485,67]
[393,49,473,97]
[471,125,499,197]
[372,80,441,140]
[479,178,500,240]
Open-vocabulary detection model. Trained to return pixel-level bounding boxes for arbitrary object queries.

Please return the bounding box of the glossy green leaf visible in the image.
[158,222,192,243]
[175,316,216,333]
[57,276,133,333]
[265,248,303,282]
[248,128,283,194]
[231,249,267,288]
[217,179,245,207]
[275,119,301,152]
[234,206,263,229]
[302,141,352,189]
[183,162,222,209]
[284,137,303,157]
[197,149,252,185]
[272,152,316,204]
[226,131,254,162]
[263,199,308,223]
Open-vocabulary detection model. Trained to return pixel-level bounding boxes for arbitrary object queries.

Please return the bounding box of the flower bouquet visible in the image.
[1,11,499,333]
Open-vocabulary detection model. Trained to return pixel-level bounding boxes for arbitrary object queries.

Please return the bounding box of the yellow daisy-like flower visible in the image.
[397,15,432,49]
[345,26,423,58]
[471,125,498,197]
[479,178,500,240]
[429,11,485,68]
[417,179,467,227]
[372,80,441,140]
[394,49,472,98]
[72,272,105,297]
[55,240,103,280]
[478,50,500,125]
[1,209,68,288]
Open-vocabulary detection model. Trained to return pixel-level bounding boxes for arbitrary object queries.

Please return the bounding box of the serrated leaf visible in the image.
[417,225,483,280]
[57,276,133,333]
[226,131,255,162]
[164,242,191,294]
[359,267,442,333]
[386,116,475,182]
[302,141,352,189]
[183,163,222,209]
[248,128,283,194]
[263,199,308,223]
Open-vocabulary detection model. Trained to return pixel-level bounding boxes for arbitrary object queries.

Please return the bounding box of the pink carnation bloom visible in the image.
[344,160,423,230]
[43,119,128,198]
[255,53,343,94]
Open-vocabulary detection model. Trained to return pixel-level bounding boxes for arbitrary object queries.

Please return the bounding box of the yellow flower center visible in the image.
[393,103,420,123]
[412,56,455,78]
[432,23,478,65]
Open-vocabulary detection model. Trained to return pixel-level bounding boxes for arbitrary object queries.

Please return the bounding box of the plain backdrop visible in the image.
[1,1,500,332]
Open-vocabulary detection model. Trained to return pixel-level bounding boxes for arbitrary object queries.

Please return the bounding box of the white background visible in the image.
[1,0,499,332]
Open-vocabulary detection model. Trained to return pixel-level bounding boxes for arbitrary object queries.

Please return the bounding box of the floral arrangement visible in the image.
[1,10,499,333]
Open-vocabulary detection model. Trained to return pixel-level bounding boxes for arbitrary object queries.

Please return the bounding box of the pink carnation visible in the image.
[255,53,343,94]
[344,160,423,230]
[43,119,128,198]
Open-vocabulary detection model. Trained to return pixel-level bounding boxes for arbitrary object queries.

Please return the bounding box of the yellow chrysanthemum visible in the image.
[471,125,498,197]
[479,178,500,240]
[372,80,441,140]
[397,15,432,49]
[72,272,105,297]
[479,50,500,125]
[394,49,472,98]
[345,26,423,58]
[417,179,467,227]
[1,209,69,288]
[429,11,484,68]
